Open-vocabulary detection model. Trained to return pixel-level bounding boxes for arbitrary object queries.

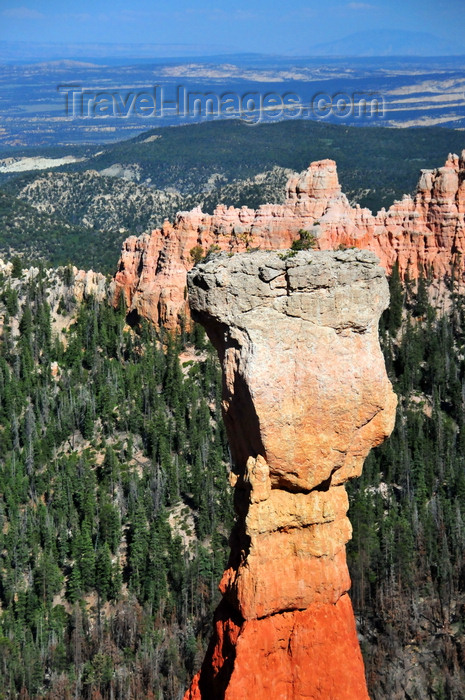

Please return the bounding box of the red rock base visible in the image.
[184,594,369,700]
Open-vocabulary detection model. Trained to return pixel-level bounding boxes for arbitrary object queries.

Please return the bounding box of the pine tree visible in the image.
[413,271,429,318]
[78,524,95,592]
[11,256,22,279]
[128,500,148,594]
[67,563,82,603]
[95,543,112,602]
[387,261,403,335]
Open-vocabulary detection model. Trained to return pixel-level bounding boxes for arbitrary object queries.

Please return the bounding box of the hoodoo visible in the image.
[112,151,465,330]
[183,250,397,699]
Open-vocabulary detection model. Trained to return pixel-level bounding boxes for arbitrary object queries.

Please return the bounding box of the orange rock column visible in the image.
[184,249,397,700]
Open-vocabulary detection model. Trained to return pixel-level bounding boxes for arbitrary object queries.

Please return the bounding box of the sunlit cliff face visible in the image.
[112,151,465,331]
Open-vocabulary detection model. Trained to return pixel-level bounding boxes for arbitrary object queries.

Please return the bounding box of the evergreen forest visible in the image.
[0,262,463,699]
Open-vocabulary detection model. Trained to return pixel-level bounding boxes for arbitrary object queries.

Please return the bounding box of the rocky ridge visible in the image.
[0,258,107,301]
[112,151,465,330]
[183,250,397,699]
[0,258,108,337]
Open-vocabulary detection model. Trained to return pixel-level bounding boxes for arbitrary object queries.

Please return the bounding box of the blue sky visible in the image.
[0,0,464,55]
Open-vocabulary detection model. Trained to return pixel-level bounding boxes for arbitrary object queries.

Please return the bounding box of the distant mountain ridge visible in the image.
[1,35,463,62]
[310,29,464,57]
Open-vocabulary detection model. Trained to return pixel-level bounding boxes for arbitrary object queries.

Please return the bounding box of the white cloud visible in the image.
[346,2,376,9]
[68,13,93,23]
[2,6,45,20]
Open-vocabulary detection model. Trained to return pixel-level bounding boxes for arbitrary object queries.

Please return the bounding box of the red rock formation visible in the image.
[184,250,397,700]
[112,151,465,330]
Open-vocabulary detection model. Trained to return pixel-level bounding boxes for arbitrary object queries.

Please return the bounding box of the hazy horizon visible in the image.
[0,1,464,59]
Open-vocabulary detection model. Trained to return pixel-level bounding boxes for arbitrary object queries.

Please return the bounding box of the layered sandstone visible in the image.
[112,151,465,330]
[184,250,397,700]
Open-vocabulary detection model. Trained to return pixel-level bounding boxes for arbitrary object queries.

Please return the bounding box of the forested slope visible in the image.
[0,263,464,699]
[0,267,232,699]
[348,272,465,699]
[0,190,112,272]
[59,119,465,213]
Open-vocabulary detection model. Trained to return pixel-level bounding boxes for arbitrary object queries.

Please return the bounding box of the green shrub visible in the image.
[291,229,317,251]
[189,245,204,264]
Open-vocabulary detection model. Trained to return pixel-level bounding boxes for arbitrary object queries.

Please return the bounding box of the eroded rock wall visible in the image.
[183,250,397,700]
[112,152,465,330]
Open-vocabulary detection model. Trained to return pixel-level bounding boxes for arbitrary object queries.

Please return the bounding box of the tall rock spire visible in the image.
[183,249,397,700]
